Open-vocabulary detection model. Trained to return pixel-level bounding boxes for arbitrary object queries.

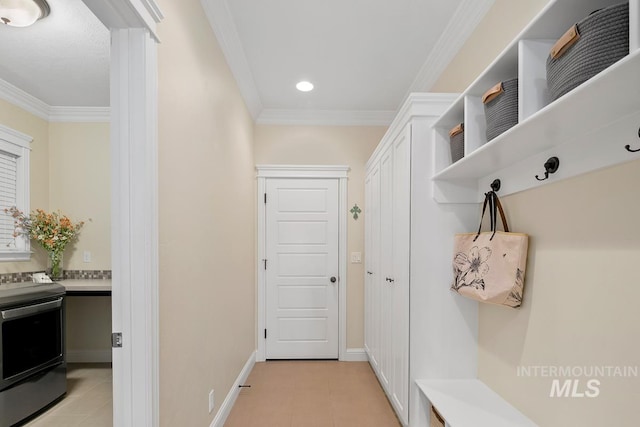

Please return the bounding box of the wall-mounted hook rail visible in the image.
[624,127,640,152]
[490,179,501,192]
[535,156,560,181]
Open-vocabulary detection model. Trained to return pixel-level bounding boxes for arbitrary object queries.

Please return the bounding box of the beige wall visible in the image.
[65,295,111,359]
[479,160,640,426]
[157,0,256,425]
[0,99,50,273]
[1,102,112,359]
[49,122,111,270]
[254,125,386,348]
[0,101,111,272]
[430,0,640,425]
[48,122,112,360]
[430,0,550,93]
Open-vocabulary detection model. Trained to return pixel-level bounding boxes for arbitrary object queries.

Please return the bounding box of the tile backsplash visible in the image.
[0,270,112,284]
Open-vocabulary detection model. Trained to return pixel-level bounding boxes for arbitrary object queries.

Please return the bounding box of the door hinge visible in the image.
[264,329,267,339]
[263,259,267,270]
[111,332,123,348]
[264,193,267,204]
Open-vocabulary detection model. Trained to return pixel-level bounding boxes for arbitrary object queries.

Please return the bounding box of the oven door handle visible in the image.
[1,297,63,320]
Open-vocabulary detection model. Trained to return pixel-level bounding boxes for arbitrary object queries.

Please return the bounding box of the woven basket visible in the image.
[449,123,464,163]
[547,2,629,101]
[483,79,518,142]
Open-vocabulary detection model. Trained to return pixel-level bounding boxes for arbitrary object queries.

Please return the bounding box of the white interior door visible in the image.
[265,178,339,359]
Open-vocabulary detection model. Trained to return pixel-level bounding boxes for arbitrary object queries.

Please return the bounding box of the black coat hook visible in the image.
[624,127,640,152]
[535,156,560,181]
[490,179,501,192]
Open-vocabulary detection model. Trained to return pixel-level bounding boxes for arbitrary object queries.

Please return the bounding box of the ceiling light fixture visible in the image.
[296,81,314,92]
[0,0,50,27]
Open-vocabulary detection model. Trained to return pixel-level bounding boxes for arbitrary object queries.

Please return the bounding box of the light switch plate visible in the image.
[350,252,362,264]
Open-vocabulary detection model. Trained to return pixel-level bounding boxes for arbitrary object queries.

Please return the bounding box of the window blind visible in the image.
[0,150,18,248]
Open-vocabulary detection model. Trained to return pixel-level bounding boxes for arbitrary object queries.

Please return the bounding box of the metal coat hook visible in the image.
[535,156,560,181]
[624,127,640,152]
[490,179,501,192]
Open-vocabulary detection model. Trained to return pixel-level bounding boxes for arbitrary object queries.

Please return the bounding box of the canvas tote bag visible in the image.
[451,191,528,308]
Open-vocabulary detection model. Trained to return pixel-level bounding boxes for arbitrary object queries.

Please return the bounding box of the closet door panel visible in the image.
[364,164,381,370]
[391,125,411,424]
[378,143,394,390]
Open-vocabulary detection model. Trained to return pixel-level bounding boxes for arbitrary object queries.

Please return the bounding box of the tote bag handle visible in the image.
[474,190,509,241]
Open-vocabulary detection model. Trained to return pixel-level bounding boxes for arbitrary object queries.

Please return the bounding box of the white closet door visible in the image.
[391,125,411,425]
[365,164,381,370]
[379,142,394,388]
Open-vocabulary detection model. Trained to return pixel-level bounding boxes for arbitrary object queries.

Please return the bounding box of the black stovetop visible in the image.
[0,282,66,309]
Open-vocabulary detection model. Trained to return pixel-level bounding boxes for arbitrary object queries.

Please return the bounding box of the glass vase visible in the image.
[48,251,64,281]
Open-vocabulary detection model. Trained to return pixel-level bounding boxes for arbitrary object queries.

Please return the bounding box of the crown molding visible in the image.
[200,0,493,125]
[406,0,496,93]
[256,109,395,126]
[49,107,111,122]
[366,93,458,171]
[0,78,110,123]
[200,0,263,119]
[0,79,49,121]
[140,0,164,23]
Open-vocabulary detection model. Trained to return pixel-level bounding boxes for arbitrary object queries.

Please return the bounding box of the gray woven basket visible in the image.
[449,123,464,163]
[483,79,518,142]
[547,2,629,101]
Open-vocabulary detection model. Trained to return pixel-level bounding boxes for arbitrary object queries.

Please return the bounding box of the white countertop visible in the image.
[57,279,112,292]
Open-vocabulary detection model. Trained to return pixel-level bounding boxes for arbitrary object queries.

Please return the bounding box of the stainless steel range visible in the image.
[0,282,66,427]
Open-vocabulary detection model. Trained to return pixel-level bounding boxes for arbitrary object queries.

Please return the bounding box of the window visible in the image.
[0,124,31,261]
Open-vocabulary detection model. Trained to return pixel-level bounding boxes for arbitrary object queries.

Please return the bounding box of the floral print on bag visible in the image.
[452,246,492,291]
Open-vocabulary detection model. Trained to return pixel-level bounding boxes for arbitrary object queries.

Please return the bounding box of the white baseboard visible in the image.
[66,349,112,363]
[342,348,368,362]
[211,350,256,427]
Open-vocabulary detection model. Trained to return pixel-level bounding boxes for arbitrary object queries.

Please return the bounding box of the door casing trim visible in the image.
[256,165,349,361]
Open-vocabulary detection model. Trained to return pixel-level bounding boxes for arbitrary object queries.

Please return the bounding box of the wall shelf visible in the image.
[416,379,536,427]
[432,0,640,203]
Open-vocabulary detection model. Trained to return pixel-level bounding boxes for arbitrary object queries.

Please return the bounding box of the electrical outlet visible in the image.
[83,251,91,263]
[208,389,215,414]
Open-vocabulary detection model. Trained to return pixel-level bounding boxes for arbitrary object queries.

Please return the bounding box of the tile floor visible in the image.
[224,360,401,427]
[21,363,112,427]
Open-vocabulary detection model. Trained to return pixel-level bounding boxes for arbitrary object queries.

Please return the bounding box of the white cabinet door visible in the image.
[390,125,411,425]
[378,141,394,389]
[364,172,373,357]
[365,125,411,425]
[364,164,381,370]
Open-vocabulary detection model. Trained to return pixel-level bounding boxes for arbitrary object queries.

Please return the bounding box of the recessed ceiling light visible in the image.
[296,81,314,92]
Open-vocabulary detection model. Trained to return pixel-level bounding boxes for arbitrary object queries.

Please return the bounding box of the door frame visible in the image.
[81,1,162,426]
[256,165,349,362]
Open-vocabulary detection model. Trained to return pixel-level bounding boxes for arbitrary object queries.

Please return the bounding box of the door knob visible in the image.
[330,276,337,283]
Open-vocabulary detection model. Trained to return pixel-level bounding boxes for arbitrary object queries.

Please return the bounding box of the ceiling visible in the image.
[0,0,495,124]
[0,0,109,107]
